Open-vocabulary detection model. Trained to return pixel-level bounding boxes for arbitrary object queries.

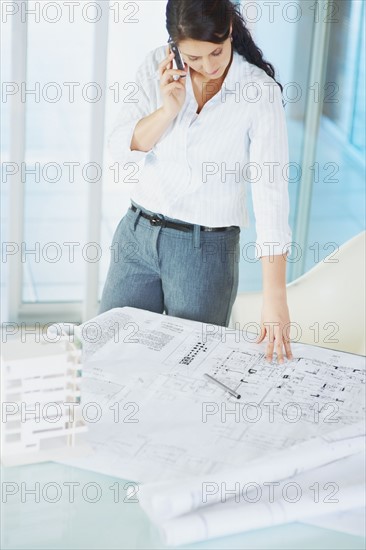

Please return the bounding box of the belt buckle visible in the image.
[150,216,161,226]
[150,215,167,227]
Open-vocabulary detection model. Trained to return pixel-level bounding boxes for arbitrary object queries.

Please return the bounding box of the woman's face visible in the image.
[178,34,232,80]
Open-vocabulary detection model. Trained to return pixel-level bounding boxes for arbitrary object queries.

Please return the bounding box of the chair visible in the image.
[229,231,366,356]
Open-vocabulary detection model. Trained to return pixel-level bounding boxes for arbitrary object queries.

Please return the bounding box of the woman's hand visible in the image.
[159,45,188,120]
[255,297,293,363]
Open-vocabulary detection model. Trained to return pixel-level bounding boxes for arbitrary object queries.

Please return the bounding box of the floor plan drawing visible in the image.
[57,307,365,482]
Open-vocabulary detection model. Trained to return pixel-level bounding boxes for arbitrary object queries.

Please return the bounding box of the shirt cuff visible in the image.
[252,240,293,260]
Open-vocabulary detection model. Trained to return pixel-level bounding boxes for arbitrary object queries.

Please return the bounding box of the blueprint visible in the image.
[155,451,366,546]
[58,307,365,485]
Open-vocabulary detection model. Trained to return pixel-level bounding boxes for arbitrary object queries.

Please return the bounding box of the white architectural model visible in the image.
[1,325,91,466]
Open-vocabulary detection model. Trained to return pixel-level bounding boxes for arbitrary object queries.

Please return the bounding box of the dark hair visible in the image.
[166,0,283,94]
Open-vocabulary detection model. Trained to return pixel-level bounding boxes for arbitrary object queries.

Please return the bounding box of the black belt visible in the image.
[130,204,236,232]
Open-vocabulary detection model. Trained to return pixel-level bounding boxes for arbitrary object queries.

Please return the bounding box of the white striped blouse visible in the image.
[108,44,293,259]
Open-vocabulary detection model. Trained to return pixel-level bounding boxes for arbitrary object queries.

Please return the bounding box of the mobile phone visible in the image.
[168,37,186,79]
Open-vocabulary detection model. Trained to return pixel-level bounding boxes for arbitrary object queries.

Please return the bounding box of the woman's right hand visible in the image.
[159,45,188,120]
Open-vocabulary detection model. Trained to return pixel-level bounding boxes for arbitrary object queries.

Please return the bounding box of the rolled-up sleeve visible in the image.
[248,79,293,259]
[107,57,156,166]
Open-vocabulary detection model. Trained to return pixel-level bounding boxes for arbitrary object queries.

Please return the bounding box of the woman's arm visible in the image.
[130,107,175,153]
[262,252,287,300]
[256,252,293,363]
[247,77,294,363]
[108,46,186,165]
[131,46,188,153]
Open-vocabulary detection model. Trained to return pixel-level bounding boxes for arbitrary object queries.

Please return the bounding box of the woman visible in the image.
[100,0,293,364]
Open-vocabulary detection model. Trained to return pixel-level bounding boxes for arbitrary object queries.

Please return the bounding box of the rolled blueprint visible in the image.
[159,483,365,546]
[138,421,365,522]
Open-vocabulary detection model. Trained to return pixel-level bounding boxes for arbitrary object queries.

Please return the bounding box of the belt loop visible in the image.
[133,207,142,231]
[193,223,201,249]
